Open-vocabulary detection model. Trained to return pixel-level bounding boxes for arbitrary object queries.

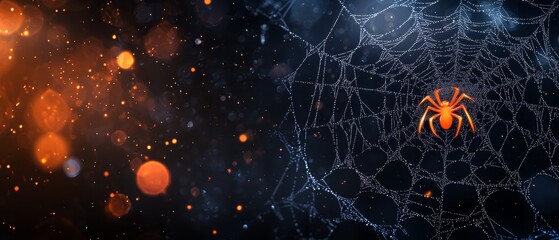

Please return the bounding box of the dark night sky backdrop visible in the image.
[0,0,559,239]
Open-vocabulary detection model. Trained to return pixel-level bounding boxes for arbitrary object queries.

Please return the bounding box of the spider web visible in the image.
[249,0,559,239]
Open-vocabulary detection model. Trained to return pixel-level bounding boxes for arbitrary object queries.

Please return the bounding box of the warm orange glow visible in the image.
[190,67,196,73]
[204,0,212,5]
[13,185,19,192]
[238,134,248,143]
[136,160,170,196]
[103,171,109,177]
[34,132,69,170]
[116,50,134,69]
[186,204,192,210]
[236,204,243,212]
[424,190,432,198]
[212,230,217,235]
[32,89,71,132]
[0,0,24,36]
[107,193,131,218]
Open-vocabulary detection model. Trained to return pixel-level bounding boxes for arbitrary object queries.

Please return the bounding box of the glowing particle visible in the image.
[186,204,192,210]
[204,0,212,5]
[171,138,177,144]
[212,230,217,235]
[104,171,109,177]
[116,50,134,70]
[146,145,152,150]
[236,205,243,212]
[13,186,19,191]
[112,34,116,39]
[190,67,196,73]
[238,134,248,143]
[136,160,170,196]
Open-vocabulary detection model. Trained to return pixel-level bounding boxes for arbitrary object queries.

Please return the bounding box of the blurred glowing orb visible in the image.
[116,50,134,70]
[0,0,24,36]
[32,89,70,132]
[63,157,81,178]
[144,21,179,60]
[239,134,248,143]
[35,132,69,170]
[21,5,44,37]
[107,193,131,218]
[111,130,127,146]
[136,160,170,196]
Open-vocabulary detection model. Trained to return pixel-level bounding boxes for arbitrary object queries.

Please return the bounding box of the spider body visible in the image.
[418,87,475,138]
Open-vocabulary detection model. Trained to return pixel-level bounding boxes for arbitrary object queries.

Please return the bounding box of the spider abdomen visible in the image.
[440,108,453,130]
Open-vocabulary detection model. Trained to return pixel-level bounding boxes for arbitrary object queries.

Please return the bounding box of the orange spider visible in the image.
[418,87,475,138]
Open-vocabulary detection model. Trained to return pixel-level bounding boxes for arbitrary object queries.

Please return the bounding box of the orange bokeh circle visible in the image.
[136,161,170,196]
[107,193,131,218]
[32,89,71,132]
[0,0,24,36]
[34,132,69,170]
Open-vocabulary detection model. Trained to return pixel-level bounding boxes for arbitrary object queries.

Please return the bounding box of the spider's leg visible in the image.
[453,105,475,132]
[419,96,438,107]
[451,113,463,138]
[449,87,460,106]
[428,113,441,138]
[433,88,443,105]
[451,93,474,108]
[418,106,440,133]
